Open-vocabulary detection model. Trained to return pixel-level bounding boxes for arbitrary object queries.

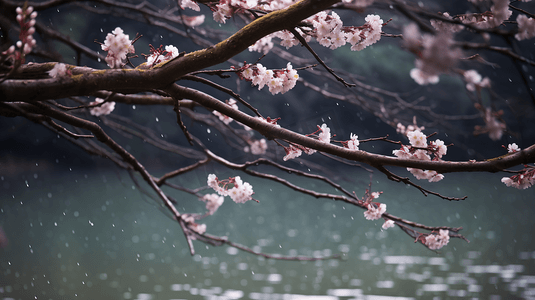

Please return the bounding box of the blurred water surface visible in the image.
[1,167,534,299]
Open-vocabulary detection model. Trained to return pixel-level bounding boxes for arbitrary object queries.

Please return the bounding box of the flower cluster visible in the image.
[145,44,179,67]
[500,144,535,189]
[364,203,386,220]
[516,14,535,41]
[393,130,447,182]
[463,69,491,92]
[101,27,135,68]
[345,133,359,150]
[396,117,425,136]
[89,98,116,117]
[248,13,383,54]
[382,219,395,230]
[207,174,254,204]
[282,123,334,161]
[2,6,37,64]
[212,98,238,125]
[501,167,535,189]
[318,123,331,144]
[211,98,251,131]
[473,106,506,141]
[424,229,450,250]
[237,62,299,95]
[182,214,206,235]
[202,193,224,215]
[244,139,268,155]
[283,144,317,161]
[403,23,462,85]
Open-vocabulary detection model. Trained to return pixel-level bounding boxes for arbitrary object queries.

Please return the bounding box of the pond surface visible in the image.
[1,167,534,299]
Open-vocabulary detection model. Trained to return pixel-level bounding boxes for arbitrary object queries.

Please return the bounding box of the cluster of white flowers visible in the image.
[403,23,462,85]
[382,219,395,230]
[101,27,135,68]
[212,0,259,23]
[2,6,38,61]
[146,45,179,67]
[425,229,450,250]
[16,6,37,55]
[480,107,506,141]
[393,130,447,182]
[516,14,535,41]
[463,69,491,92]
[202,193,224,215]
[501,144,535,189]
[346,133,359,150]
[207,174,254,203]
[48,63,67,78]
[430,12,464,33]
[182,214,206,235]
[244,139,268,155]
[248,13,383,54]
[212,98,239,125]
[364,203,386,220]
[89,98,116,117]
[238,62,299,95]
[178,0,200,11]
[396,117,425,136]
[282,123,334,161]
[318,123,331,144]
[501,168,535,189]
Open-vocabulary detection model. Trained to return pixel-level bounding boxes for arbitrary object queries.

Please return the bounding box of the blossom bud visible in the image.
[26,6,34,14]
[16,41,22,48]
[27,27,35,35]
[31,11,38,19]
[16,14,22,23]
[7,45,16,54]
[29,19,36,27]
[23,43,32,54]
[16,7,22,14]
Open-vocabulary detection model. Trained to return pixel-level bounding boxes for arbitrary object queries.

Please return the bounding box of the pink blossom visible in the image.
[48,63,67,78]
[507,143,520,153]
[101,27,135,68]
[318,123,331,144]
[382,220,395,230]
[203,193,224,215]
[89,98,116,117]
[364,203,386,220]
[425,229,450,250]
[347,133,359,150]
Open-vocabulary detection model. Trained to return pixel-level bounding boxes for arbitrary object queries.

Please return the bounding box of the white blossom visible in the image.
[507,143,520,153]
[89,98,116,117]
[364,203,386,220]
[203,193,224,215]
[48,63,67,78]
[516,14,535,41]
[347,133,359,150]
[425,229,450,250]
[318,123,331,144]
[382,220,395,230]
